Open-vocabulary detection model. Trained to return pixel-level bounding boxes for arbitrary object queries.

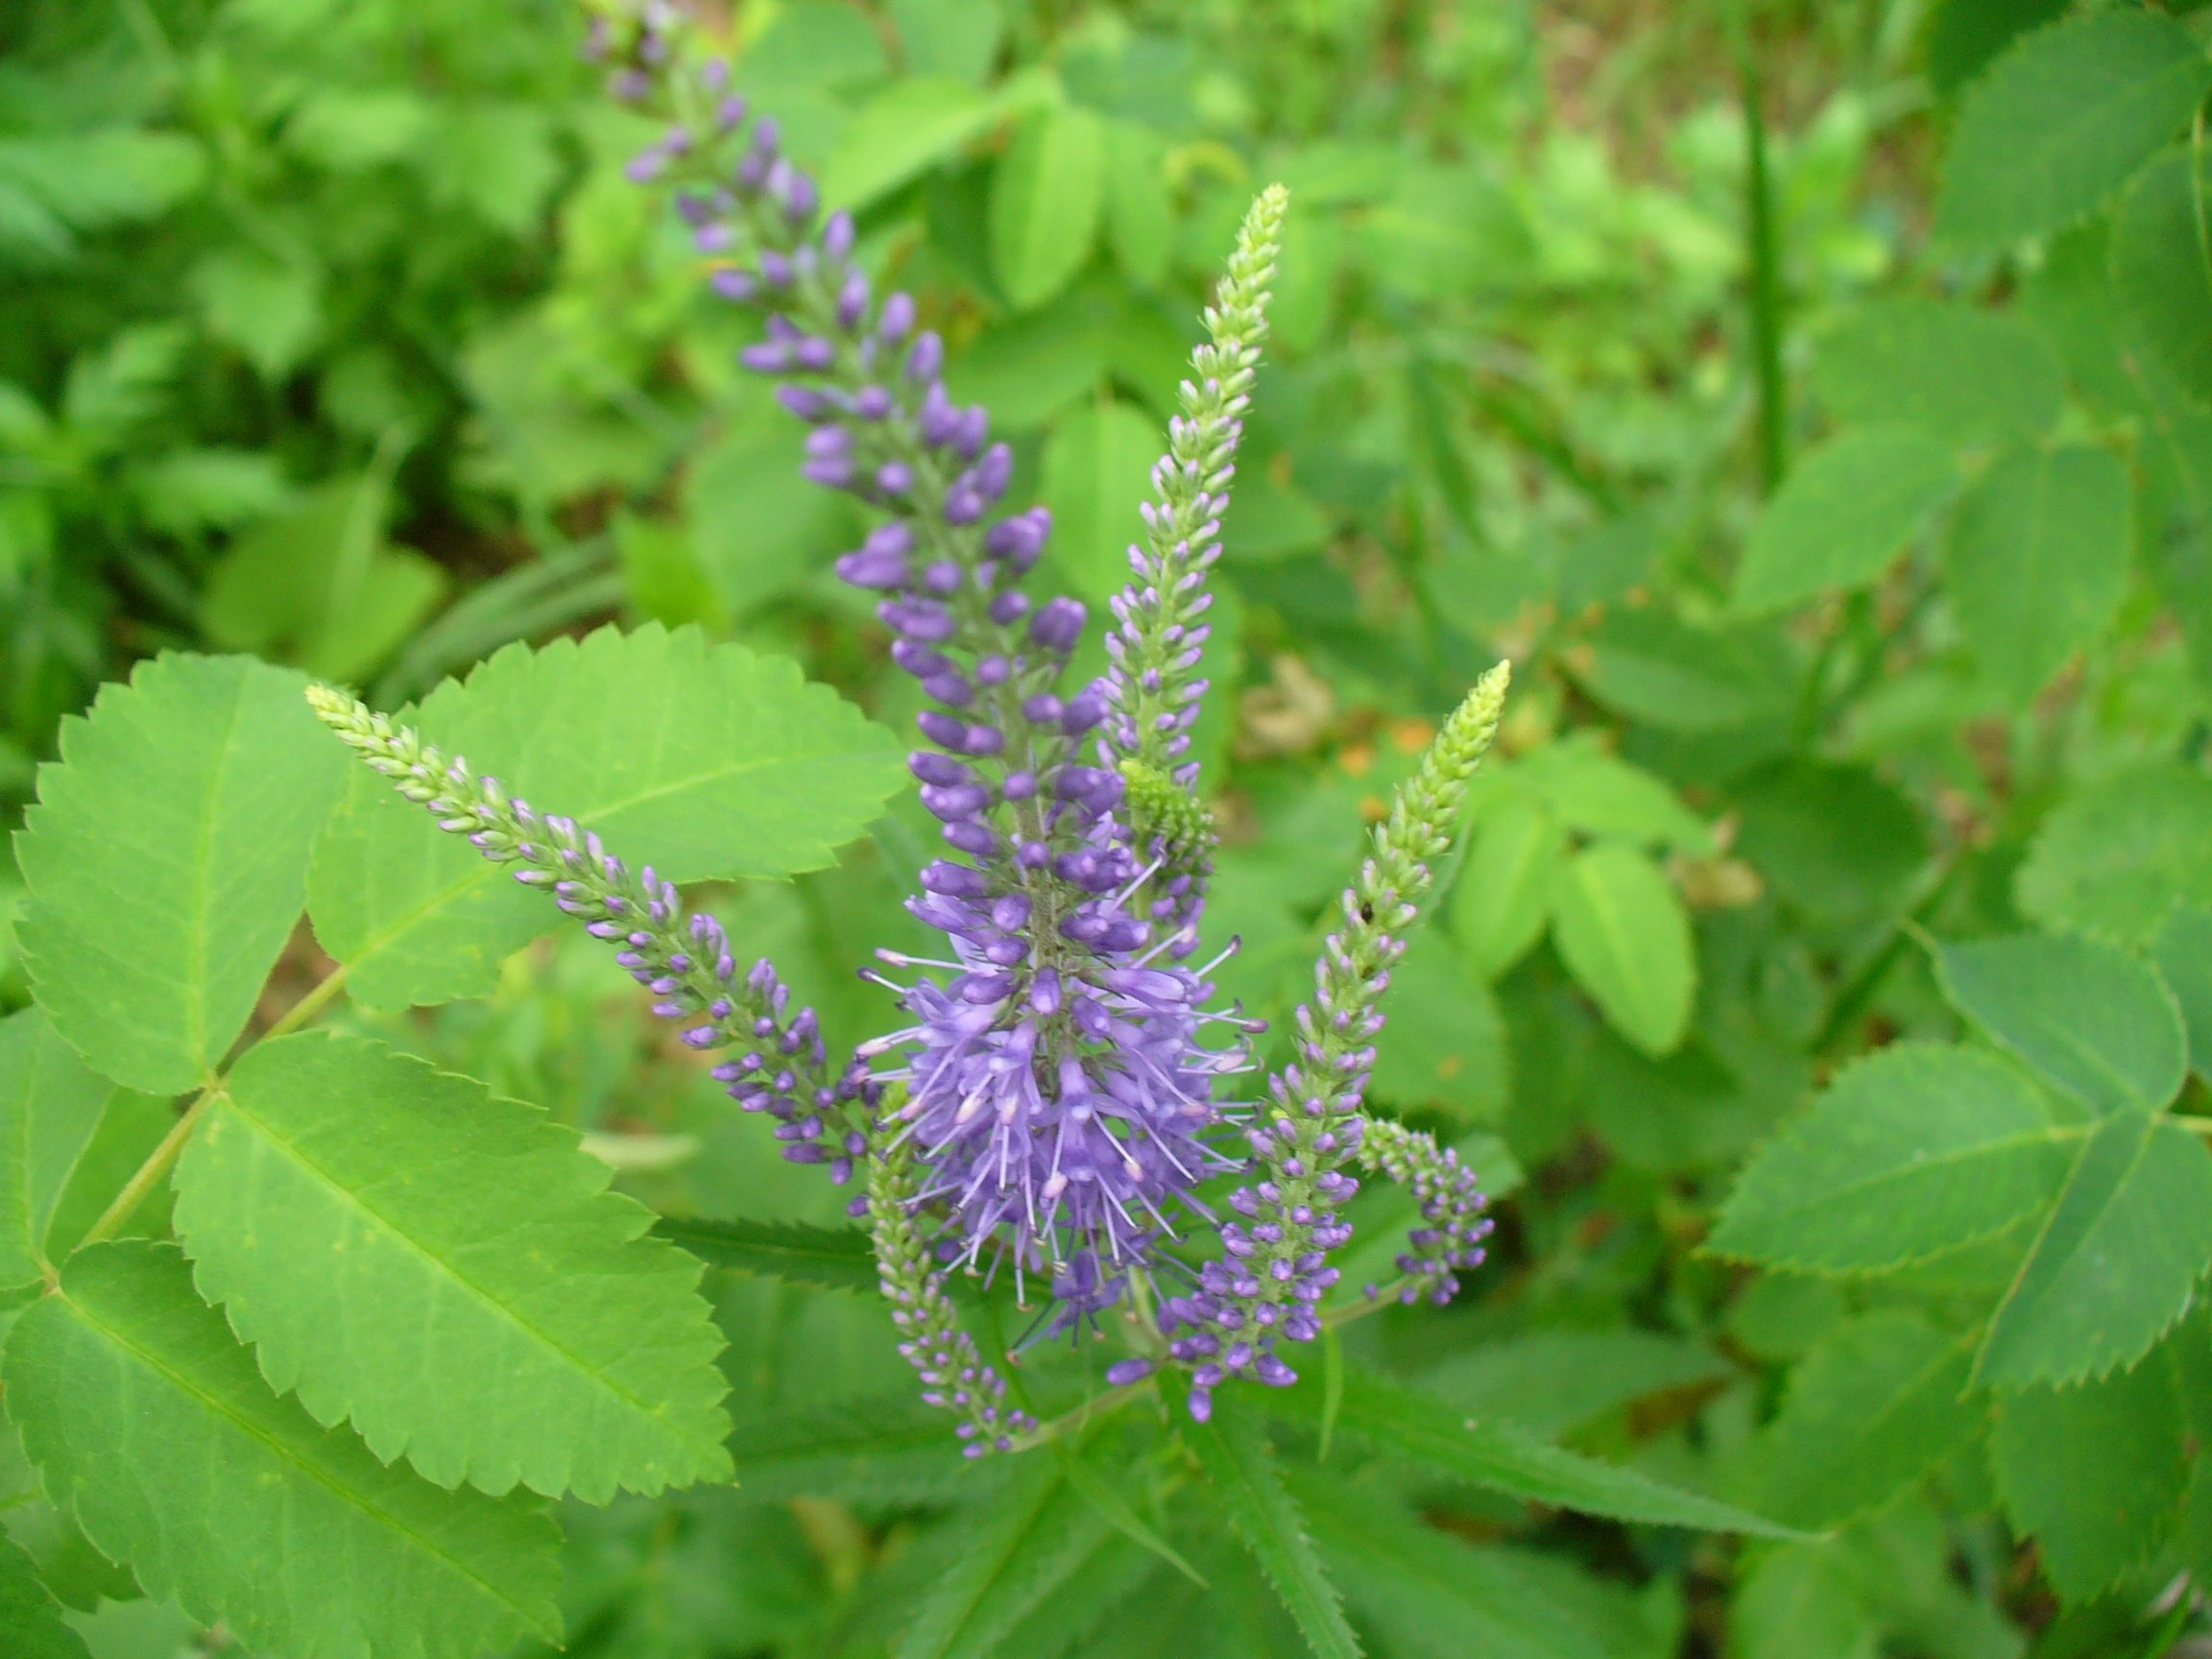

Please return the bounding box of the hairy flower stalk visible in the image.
[305,686,873,1177]
[591,1,1262,1310]
[1164,662,1511,1420]
[1100,184,1287,949]
[867,1123,1037,1454]
[1355,1118,1495,1306]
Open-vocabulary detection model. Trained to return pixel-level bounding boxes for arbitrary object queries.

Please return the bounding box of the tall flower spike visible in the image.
[1101,184,1287,949]
[867,1122,1038,1455]
[1163,661,1511,1420]
[306,685,874,1181]
[598,1,1262,1310]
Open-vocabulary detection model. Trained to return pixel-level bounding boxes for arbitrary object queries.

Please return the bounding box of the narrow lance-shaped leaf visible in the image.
[172,1030,732,1501]
[1174,1382,1362,1659]
[1708,1043,2071,1274]
[652,1214,879,1294]
[1975,1108,2212,1387]
[13,653,349,1094]
[306,623,902,1009]
[1,1241,562,1659]
[894,1455,1115,1659]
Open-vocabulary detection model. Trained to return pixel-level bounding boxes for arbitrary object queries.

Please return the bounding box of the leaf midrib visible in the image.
[1729,1122,2069,1233]
[206,1093,699,1458]
[52,1280,548,1632]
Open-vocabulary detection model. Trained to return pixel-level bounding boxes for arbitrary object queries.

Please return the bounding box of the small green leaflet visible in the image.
[2015,763,2212,946]
[988,106,1107,311]
[1174,1382,1362,1659]
[1990,1338,2190,1601]
[822,80,998,212]
[13,653,349,1094]
[1936,9,2212,250]
[306,624,903,1009]
[171,1031,732,1501]
[0,1008,119,1290]
[1808,300,2062,447]
[1551,842,1695,1057]
[894,1455,1115,1659]
[1732,427,1957,615]
[0,1532,89,1659]
[1447,794,1562,979]
[1709,1042,2068,1275]
[2152,905,2212,1084]
[1040,399,1159,603]
[1,1241,562,1659]
[1931,931,2185,1114]
[1268,1365,1795,1537]
[2112,149,2212,410]
[1975,1109,2212,1388]
[653,1214,879,1294]
[1943,444,2130,706]
[1746,1312,1982,1531]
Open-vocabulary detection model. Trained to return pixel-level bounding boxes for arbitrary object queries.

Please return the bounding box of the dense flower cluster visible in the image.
[314,0,1506,1445]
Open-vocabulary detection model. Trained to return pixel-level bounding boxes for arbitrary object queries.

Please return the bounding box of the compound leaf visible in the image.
[1943,443,2130,705]
[1936,9,2212,249]
[171,1030,731,1501]
[1733,428,1958,615]
[0,1008,120,1290]
[1,1241,561,1659]
[1551,843,1695,1057]
[1976,1109,2212,1387]
[1709,1043,2068,1274]
[305,624,902,1009]
[13,653,349,1094]
[1932,932,2187,1114]
[1177,1383,1360,1659]
[1269,1365,1794,1537]
[1748,1313,1983,1531]
[1990,1338,2190,1601]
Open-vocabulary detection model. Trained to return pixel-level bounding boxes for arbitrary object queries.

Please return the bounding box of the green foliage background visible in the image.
[9,0,2212,1653]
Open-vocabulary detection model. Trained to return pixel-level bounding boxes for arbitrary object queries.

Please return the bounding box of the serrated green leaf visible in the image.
[2016,764,2212,946]
[726,1390,984,1503]
[0,1009,117,1290]
[1943,444,2130,705]
[1448,794,1562,980]
[2113,148,2212,410]
[2,1241,562,1659]
[1709,1043,2068,1275]
[1810,301,2063,447]
[1990,1337,2189,1601]
[1976,1109,2212,1387]
[653,1214,878,1293]
[990,107,1107,310]
[2152,905,2212,1084]
[1551,842,1695,1056]
[305,624,902,1009]
[1733,429,1958,615]
[1936,10,2212,249]
[1040,399,1159,604]
[895,1455,1114,1659]
[0,1532,89,1659]
[1750,1313,1983,1531]
[13,654,349,1094]
[1290,1467,1635,1659]
[170,1030,730,1501]
[1927,0,2072,98]
[1175,1383,1361,1659]
[1267,1365,1796,1536]
[1933,932,2186,1114]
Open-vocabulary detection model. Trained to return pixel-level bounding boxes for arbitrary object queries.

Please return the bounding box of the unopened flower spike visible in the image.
[1163,661,1511,1421]
[304,685,878,1182]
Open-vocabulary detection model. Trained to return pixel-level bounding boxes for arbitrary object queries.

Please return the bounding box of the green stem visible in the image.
[1735,14,1788,495]
[70,964,350,1259]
